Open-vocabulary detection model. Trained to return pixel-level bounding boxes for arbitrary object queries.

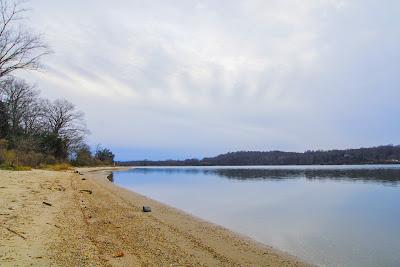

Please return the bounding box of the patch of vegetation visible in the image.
[0,164,31,171]
[14,166,32,171]
[43,163,72,171]
[0,164,14,170]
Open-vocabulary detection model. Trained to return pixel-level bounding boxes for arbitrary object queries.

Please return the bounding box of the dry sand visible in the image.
[0,168,310,266]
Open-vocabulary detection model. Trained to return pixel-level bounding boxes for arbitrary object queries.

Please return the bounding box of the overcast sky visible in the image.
[21,0,400,160]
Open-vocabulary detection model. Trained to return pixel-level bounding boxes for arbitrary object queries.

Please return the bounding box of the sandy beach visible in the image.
[0,168,310,266]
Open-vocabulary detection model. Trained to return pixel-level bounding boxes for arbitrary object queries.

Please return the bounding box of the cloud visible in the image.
[21,0,400,159]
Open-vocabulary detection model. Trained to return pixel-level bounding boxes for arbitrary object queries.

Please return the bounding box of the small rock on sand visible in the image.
[142,206,151,212]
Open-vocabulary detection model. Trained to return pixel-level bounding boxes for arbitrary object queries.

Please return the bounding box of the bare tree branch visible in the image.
[0,0,50,79]
[43,99,89,153]
[0,76,38,135]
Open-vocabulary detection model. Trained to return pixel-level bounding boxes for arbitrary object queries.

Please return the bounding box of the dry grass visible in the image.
[14,166,32,171]
[0,164,32,171]
[44,163,72,171]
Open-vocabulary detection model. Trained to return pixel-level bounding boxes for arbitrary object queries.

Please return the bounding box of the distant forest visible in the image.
[118,145,400,166]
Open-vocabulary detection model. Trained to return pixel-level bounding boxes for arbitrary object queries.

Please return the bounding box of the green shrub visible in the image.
[0,164,14,170]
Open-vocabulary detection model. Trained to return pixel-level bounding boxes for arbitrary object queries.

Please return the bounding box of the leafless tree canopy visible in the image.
[0,0,50,78]
[44,98,89,150]
[0,76,38,135]
[0,77,90,162]
[21,97,45,135]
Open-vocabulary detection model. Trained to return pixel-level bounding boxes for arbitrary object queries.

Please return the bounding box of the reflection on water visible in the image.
[132,166,400,185]
[114,165,400,267]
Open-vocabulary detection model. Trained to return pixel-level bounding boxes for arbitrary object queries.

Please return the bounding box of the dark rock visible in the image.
[142,206,151,212]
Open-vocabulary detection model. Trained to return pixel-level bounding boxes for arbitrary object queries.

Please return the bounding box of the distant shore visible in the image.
[118,145,400,167]
[0,167,309,266]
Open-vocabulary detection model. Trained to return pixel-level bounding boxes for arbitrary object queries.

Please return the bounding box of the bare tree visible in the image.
[21,97,46,135]
[44,99,88,152]
[0,98,7,137]
[0,0,50,78]
[0,76,38,135]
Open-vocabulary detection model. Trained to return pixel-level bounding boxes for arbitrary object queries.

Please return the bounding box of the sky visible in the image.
[20,0,400,160]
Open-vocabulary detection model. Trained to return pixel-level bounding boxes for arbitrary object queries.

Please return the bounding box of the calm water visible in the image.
[113,165,400,267]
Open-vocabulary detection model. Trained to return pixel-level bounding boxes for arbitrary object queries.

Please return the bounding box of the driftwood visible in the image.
[4,227,27,240]
[42,201,52,206]
[113,251,124,258]
[80,189,93,194]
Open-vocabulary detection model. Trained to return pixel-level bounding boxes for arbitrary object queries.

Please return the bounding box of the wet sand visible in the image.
[0,168,310,266]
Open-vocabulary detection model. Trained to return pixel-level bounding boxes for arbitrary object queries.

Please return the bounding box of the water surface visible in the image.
[113,165,400,267]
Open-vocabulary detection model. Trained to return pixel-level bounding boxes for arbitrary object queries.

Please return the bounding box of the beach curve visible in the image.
[0,167,310,266]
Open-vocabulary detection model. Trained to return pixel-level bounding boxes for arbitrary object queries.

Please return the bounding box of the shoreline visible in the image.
[87,167,308,260]
[1,167,310,266]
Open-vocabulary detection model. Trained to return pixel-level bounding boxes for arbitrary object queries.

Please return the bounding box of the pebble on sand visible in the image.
[142,206,151,212]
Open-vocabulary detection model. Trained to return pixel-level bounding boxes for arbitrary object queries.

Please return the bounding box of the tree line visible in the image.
[119,145,400,166]
[0,0,114,168]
